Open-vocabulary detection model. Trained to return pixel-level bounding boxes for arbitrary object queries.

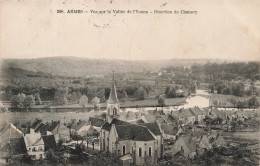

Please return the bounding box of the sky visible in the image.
[0,0,260,61]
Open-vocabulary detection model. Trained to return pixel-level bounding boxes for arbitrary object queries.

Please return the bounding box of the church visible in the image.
[100,76,163,166]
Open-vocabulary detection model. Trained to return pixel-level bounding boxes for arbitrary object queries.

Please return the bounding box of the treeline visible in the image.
[191,62,260,81]
[209,81,258,97]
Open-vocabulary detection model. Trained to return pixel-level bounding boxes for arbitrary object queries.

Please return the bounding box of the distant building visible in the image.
[189,106,205,123]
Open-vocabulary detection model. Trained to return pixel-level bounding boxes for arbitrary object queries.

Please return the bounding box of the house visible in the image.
[100,76,163,166]
[88,117,105,132]
[189,106,205,123]
[70,120,97,137]
[160,114,178,125]
[161,124,181,140]
[0,123,23,149]
[23,129,45,160]
[0,137,27,164]
[177,109,196,125]
[176,89,185,97]
[168,136,197,159]
[35,121,70,142]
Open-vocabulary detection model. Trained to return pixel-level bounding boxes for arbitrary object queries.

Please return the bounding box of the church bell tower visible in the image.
[106,71,120,123]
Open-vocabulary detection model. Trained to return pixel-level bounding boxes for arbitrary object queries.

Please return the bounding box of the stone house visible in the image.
[24,129,45,160]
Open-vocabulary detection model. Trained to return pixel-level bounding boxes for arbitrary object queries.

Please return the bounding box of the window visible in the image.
[123,145,126,155]
[113,108,116,115]
[32,147,36,152]
[131,146,134,154]
[149,147,152,156]
[40,154,42,159]
[38,146,43,151]
[139,147,142,157]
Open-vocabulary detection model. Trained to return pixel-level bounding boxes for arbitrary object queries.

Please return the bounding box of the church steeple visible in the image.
[106,70,120,123]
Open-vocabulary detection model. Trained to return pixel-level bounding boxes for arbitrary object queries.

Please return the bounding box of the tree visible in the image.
[34,93,42,105]
[79,95,88,107]
[236,100,244,109]
[134,87,145,100]
[248,96,259,108]
[23,95,35,109]
[229,97,237,107]
[11,93,26,109]
[53,88,68,105]
[70,92,78,102]
[158,96,166,107]
[91,97,100,108]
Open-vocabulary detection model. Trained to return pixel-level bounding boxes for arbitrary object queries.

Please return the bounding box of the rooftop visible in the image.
[115,124,156,141]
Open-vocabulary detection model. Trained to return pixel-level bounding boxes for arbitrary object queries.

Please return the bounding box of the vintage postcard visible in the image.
[0,0,259,165]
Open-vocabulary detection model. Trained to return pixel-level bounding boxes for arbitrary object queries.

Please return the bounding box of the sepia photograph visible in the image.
[0,0,260,165]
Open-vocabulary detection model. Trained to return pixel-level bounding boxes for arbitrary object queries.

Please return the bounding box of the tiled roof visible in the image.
[115,124,156,141]
[178,109,195,118]
[0,144,11,158]
[42,135,57,151]
[102,118,131,131]
[89,117,105,127]
[31,119,42,130]
[71,120,88,131]
[139,122,162,136]
[24,132,44,147]
[142,114,156,123]
[0,123,22,139]
[161,115,177,124]
[107,83,119,104]
[48,121,60,131]
[161,124,178,135]
[10,137,27,156]
[189,107,204,116]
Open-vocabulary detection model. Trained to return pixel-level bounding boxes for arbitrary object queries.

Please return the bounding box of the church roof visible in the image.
[115,124,156,141]
[139,122,162,136]
[107,83,119,104]
[102,118,131,131]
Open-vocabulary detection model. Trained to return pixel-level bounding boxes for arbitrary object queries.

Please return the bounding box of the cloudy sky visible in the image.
[1,0,260,61]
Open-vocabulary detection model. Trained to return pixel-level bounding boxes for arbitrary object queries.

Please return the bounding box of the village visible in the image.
[0,77,259,166]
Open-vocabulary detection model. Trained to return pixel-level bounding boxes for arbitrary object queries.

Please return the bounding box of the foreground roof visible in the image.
[10,137,27,156]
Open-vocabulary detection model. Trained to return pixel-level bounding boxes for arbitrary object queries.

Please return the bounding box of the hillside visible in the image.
[0,57,229,77]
